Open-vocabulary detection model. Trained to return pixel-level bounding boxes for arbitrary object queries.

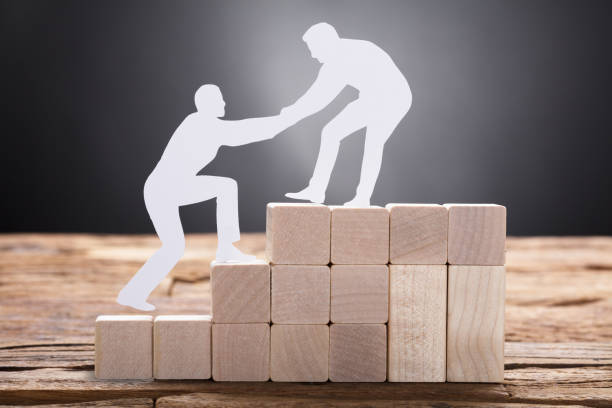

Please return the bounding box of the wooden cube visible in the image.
[331,206,389,264]
[445,204,506,265]
[388,265,447,382]
[330,265,388,323]
[95,315,152,379]
[387,204,448,264]
[447,265,505,382]
[270,324,329,382]
[153,315,211,379]
[211,261,270,323]
[212,324,270,381]
[266,203,330,264]
[271,265,330,324]
[329,324,387,382]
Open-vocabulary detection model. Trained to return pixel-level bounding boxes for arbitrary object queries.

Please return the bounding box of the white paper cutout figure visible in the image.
[284,23,412,207]
[117,84,298,311]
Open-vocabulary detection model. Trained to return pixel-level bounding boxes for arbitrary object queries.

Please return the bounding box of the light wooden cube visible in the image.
[211,261,270,323]
[331,206,389,264]
[388,265,447,382]
[265,203,330,264]
[271,265,330,324]
[212,324,270,381]
[387,204,448,264]
[445,204,506,265]
[329,324,387,382]
[153,315,211,380]
[447,265,505,382]
[95,315,153,380]
[330,265,388,323]
[270,324,329,382]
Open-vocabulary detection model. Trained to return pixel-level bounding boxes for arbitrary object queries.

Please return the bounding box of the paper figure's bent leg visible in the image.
[117,191,185,310]
[346,107,409,207]
[178,175,240,244]
[178,175,254,262]
[286,101,368,203]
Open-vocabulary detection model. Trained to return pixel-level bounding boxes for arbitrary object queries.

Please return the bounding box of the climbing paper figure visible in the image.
[117,84,298,311]
[284,22,412,207]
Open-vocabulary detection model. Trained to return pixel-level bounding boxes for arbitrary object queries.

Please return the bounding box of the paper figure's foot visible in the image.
[216,244,257,263]
[116,291,156,312]
[285,187,325,204]
[344,196,371,207]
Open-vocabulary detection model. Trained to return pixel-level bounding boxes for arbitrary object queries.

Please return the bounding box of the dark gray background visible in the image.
[2,0,611,235]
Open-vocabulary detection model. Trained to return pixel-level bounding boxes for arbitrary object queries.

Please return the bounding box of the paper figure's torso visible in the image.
[153,114,223,177]
[333,39,411,103]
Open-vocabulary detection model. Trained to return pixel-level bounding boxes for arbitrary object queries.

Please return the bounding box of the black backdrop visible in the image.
[2,0,611,235]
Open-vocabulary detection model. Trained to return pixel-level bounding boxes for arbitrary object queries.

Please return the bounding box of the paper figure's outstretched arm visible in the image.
[284,65,346,119]
[223,113,298,147]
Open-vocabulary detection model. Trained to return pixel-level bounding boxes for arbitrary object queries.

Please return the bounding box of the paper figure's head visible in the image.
[303,22,339,63]
[195,84,225,117]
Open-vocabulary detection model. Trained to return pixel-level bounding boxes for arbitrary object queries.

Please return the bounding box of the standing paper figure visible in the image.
[284,22,412,207]
[117,84,298,311]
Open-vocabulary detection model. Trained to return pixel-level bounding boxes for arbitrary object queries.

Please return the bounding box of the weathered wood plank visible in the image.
[505,342,612,366]
[155,393,588,407]
[1,234,612,406]
[0,398,153,407]
[0,344,93,371]
[0,367,609,406]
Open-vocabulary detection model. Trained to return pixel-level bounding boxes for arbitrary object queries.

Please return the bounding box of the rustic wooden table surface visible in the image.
[0,234,610,407]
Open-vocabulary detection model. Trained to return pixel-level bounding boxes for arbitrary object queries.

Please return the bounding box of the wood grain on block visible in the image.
[95,315,153,380]
[153,315,211,380]
[212,323,270,382]
[265,203,330,265]
[386,204,448,264]
[448,265,505,382]
[270,324,329,382]
[329,324,387,382]
[271,265,330,324]
[388,265,447,382]
[331,206,389,264]
[445,204,506,265]
[211,261,270,323]
[330,265,388,323]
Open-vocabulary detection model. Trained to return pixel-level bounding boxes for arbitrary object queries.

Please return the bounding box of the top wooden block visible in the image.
[266,203,330,265]
[211,261,270,323]
[331,206,389,265]
[387,204,448,264]
[445,204,506,265]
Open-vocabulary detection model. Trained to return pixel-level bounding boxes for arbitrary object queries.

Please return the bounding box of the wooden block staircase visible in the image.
[95,203,506,382]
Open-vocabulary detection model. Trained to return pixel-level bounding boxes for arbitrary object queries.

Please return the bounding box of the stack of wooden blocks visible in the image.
[96,203,506,383]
